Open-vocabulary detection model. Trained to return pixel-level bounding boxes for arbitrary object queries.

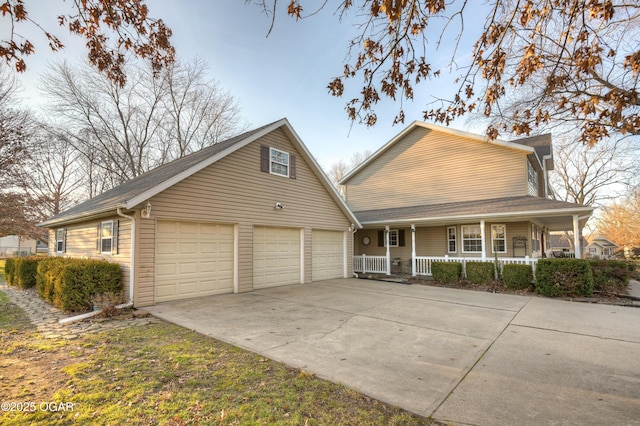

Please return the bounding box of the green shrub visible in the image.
[589,259,632,293]
[36,257,66,303]
[502,264,533,289]
[36,257,122,313]
[432,261,462,284]
[9,257,45,289]
[535,258,594,297]
[465,261,495,284]
[4,258,16,285]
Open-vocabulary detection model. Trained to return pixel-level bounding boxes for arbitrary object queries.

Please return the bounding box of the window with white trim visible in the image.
[531,224,540,252]
[56,228,65,253]
[462,225,482,253]
[447,226,457,253]
[270,147,289,177]
[100,220,114,253]
[491,224,507,253]
[387,229,399,247]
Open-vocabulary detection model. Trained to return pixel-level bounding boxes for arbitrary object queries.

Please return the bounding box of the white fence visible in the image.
[0,247,33,257]
[354,255,538,277]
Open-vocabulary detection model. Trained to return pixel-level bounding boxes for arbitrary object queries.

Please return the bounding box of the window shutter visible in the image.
[96,224,101,252]
[63,228,67,253]
[260,145,269,172]
[289,154,296,179]
[378,230,384,247]
[112,220,119,254]
[399,230,405,247]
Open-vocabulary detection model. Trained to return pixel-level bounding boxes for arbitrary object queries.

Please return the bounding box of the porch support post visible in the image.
[385,225,391,275]
[480,219,487,260]
[411,224,416,277]
[573,215,581,259]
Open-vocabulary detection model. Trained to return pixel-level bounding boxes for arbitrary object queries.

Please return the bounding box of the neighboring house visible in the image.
[339,121,594,276]
[547,233,588,258]
[0,235,48,257]
[586,235,619,259]
[39,119,360,307]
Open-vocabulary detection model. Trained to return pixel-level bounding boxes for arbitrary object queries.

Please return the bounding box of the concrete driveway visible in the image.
[145,279,640,425]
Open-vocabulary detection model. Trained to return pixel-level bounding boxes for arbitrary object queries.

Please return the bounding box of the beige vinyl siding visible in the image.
[345,127,530,211]
[136,128,352,305]
[49,216,132,301]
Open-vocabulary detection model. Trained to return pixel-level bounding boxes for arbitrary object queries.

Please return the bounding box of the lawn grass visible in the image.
[0,294,436,425]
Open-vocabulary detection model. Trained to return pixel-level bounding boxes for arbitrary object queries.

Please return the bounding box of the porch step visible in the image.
[358,274,411,285]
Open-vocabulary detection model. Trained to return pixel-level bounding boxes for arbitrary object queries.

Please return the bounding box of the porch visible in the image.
[353,254,539,278]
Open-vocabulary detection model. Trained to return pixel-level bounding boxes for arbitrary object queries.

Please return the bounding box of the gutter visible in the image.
[116,208,136,305]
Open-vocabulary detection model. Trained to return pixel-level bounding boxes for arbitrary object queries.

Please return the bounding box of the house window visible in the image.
[491,224,507,253]
[388,229,399,247]
[527,161,538,185]
[270,148,289,177]
[447,226,457,253]
[56,228,65,253]
[100,221,114,253]
[462,225,482,253]
[531,224,540,252]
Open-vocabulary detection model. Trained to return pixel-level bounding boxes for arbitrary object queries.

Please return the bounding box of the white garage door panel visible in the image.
[312,230,344,281]
[156,221,234,303]
[253,226,300,289]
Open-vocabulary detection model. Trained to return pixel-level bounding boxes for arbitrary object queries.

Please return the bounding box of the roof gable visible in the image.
[340,121,539,185]
[40,119,360,227]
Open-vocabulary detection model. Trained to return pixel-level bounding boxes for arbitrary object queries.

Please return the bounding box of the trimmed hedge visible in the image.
[503,264,533,289]
[535,258,594,297]
[465,261,495,284]
[36,257,122,313]
[5,257,45,289]
[589,259,633,293]
[432,261,462,284]
[4,257,16,285]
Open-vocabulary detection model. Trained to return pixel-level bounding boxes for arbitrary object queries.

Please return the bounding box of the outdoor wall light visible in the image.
[275,202,284,209]
[141,201,152,218]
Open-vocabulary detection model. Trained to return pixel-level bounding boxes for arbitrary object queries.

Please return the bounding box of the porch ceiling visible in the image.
[354,196,593,231]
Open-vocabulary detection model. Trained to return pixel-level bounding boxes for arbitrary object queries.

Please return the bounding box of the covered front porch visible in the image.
[351,196,594,278]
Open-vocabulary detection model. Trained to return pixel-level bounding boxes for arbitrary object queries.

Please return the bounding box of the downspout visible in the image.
[350,224,358,278]
[117,208,136,305]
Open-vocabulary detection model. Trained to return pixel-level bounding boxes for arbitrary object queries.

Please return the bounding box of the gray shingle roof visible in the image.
[39,122,276,226]
[354,196,592,224]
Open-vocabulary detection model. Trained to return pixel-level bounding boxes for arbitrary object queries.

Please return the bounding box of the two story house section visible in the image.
[340,121,593,277]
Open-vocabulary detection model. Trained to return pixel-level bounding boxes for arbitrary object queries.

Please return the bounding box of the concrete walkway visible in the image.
[146,278,640,426]
[0,283,160,338]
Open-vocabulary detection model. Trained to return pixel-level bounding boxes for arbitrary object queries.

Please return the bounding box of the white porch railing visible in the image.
[354,255,538,277]
[353,254,387,274]
[416,256,538,277]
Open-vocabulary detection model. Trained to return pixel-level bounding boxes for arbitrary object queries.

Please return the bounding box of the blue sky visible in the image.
[13,0,486,169]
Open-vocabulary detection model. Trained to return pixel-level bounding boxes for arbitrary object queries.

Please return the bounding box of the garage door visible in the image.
[253,226,300,289]
[312,230,344,281]
[156,221,234,303]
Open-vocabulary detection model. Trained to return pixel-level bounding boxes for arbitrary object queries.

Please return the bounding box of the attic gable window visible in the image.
[270,148,289,177]
[261,145,296,179]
